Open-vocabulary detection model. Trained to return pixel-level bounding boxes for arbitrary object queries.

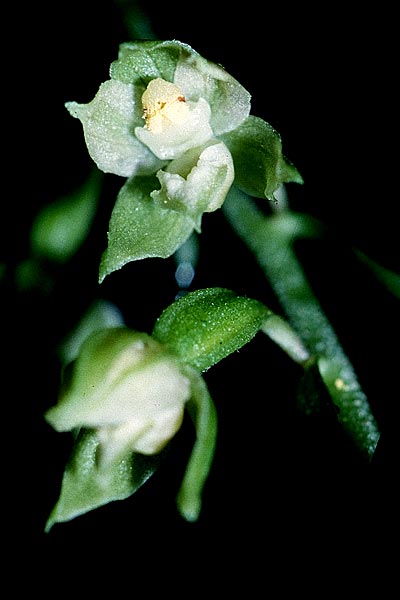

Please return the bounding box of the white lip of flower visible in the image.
[151,140,235,229]
[142,78,189,133]
[135,77,214,161]
[97,404,185,466]
[88,354,191,465]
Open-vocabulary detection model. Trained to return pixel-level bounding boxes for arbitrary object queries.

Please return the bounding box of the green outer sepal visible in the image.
[220,115,303,200]
[99,175,194,283]
[110,39,194,87]
[45,429,162,532]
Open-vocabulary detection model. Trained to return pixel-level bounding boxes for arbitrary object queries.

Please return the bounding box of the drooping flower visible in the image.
[44,287,275,528]
[45,328,192,467]
[44,322,218,529]
[65,40,302,281]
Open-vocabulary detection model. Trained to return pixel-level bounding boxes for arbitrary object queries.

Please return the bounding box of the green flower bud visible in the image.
[45,328,191,466]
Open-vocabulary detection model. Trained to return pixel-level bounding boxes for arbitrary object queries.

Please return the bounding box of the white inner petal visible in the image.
[136,89,213,160]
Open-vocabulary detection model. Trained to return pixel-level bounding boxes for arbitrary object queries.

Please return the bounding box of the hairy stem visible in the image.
[223,186,380,460]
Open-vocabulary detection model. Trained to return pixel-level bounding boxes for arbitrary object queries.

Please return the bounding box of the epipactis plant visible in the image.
[66,39,303,282]
[44,39,309,530]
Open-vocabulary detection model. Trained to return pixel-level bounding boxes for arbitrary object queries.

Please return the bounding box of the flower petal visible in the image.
[98,404,184,465]
[174,53,251,136]
[45,328,191,433]
[135,97,213,160]
[151,141,235,231]
[66,79,165,177]
[109,39,251,138]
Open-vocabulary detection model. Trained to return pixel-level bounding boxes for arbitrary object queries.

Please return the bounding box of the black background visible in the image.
[4,0,398,591]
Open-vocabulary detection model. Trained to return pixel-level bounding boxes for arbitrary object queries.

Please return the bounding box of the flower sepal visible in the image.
[98,175,195,283]
[220,115,304,201]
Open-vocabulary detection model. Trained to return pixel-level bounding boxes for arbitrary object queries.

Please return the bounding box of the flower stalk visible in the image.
[223,185,380,459]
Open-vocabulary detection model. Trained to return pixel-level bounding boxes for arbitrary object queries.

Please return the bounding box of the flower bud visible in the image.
[45,328,191,466]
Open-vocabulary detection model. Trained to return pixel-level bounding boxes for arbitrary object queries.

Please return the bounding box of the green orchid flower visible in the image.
[45,325,216,529]
[45,329,193,466]
[66,40,303,282]
[45,287,308,530]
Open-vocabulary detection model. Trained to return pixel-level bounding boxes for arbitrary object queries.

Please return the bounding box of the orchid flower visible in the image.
[66,40,302,282]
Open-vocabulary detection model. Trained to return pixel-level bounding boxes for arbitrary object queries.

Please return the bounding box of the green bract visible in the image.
[153,287,271,371]
[65,40,303,282]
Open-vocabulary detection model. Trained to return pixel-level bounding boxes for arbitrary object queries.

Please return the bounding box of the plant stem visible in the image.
[176,368,218,521]
[223,185,380,460]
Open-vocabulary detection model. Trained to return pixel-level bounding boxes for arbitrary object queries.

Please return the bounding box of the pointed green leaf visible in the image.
[152,287,271,372]
[99,176,195,283]
[220,116,303,200]
[45,429,161,532]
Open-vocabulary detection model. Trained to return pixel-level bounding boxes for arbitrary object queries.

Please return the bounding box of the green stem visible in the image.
[223,186,380,460]
[176,368,218,521]
[261,314,310,365]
